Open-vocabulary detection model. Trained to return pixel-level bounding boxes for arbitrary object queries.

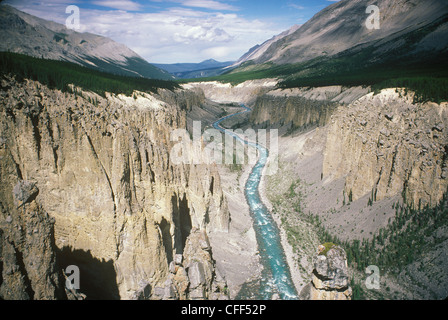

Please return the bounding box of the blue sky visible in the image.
[5,0,340,63]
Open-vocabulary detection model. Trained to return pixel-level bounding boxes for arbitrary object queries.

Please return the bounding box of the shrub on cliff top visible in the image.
[318,242,337,256]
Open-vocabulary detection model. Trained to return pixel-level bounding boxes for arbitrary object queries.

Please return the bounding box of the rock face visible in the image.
[146,229,228,300]
[0,179,67,299]
[250,94,338,131]
[300,244,352,300]
[0,75,229,299]
[237,0,448,65]
[323,89,448,206]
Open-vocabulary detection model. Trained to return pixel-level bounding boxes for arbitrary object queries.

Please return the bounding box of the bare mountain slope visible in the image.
[239,0,448,66]
[230,25,301,68]
[0,5,173,80]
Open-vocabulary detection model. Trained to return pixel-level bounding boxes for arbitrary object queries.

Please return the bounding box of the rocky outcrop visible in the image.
[0,75,229,299]
[323,89,448,206]
[0,178,67,299]
[299,244,352,300]
[145,229,228,300]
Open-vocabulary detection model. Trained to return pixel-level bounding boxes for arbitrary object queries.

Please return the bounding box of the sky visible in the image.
[4,0,340,63]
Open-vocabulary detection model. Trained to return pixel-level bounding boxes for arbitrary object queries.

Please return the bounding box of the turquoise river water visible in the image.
[213,105,298,300]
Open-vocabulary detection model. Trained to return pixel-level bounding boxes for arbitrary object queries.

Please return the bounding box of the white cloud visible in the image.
[77,6,281,63]
[5,0,284,63]
[202,46,232,59]
[91,0,142,11]
[173,26,233,44]
[180,0,238,11]
[288,4,305,10]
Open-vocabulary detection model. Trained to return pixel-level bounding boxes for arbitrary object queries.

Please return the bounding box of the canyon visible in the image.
[183,80,448,299]
[0,75,229,299]
[1,74,447,300]
[1,0,447,303]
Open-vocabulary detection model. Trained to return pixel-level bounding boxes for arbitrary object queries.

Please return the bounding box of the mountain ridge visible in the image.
[154,59,234,79]
[0,5,174,80]
[231,0,448,69]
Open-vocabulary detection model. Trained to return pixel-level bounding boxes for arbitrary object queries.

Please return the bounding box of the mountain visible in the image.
[154,59,234,79]
[215,0,448,93]
[230,24,301,68]
[0,5,174,80]
[238,0,448,66]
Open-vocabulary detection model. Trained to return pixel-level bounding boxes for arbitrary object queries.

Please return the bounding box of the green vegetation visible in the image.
[318,242,336,256]
[181,15,448,103]
[181,55,448,103]
[0,52,179,97]
[350,277,367,300]
[373,77,448,104]
[269,160,448,299]
[319,189,448,276]
[179,61,307,85]
[276,55,448,104]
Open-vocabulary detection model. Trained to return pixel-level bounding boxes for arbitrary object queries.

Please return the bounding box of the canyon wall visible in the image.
[249,86,369,130]
[0,76,229,299]
[0,178,67,299]
[323,89,448,206]
[250,94,337,131]
[242,83,447,208]
[184,81,447,208]
[182,79,278,106]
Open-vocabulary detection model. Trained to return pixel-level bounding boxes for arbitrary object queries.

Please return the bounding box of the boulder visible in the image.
[300,244,352,300]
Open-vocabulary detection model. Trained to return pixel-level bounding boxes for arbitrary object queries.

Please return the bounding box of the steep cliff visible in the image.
[250,94,337,132]
[248,86,369,132]
[0,178,67,299]
[0,75,229,299]
[323,89,448,206]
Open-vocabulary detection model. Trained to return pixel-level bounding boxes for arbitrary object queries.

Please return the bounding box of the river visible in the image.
[213,105,298,300]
